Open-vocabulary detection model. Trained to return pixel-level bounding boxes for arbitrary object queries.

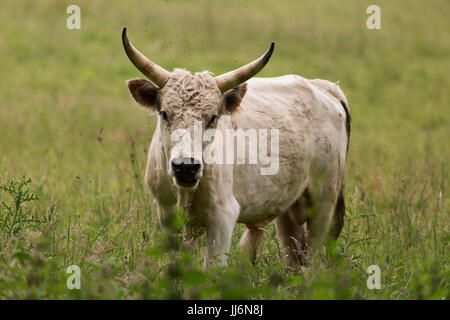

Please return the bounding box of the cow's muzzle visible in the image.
[171,157,202,188]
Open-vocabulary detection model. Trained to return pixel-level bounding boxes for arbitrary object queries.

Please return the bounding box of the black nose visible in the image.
[171,157,201,183]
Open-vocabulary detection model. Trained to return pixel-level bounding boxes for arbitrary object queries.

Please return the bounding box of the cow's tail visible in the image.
[310,79,351,239]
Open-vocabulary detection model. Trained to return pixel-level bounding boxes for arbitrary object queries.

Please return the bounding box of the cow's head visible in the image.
[123,28,274,189]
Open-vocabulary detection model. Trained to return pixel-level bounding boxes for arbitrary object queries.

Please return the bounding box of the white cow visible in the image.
[122,28,350,267]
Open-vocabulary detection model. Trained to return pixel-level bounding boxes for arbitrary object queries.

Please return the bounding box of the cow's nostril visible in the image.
[171,157,201,181]
[190,163,201,173]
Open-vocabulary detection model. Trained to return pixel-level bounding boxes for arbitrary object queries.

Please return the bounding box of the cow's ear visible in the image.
[126,78,160,111]
[221,82,247,114]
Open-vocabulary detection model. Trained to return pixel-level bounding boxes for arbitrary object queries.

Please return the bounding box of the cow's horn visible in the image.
[215,42,274,93]
[122,27,170,88]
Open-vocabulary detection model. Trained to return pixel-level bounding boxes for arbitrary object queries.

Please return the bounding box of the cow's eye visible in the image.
[160,111,168,121]
[207,115,218,128]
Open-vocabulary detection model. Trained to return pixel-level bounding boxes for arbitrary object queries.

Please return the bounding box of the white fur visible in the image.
[142,73,349,266]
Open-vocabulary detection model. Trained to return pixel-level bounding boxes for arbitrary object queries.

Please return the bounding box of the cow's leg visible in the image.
[328,187,345,240]
[307,182,339,251]
[275,199,309,268]
[239,226,264,265]
[156,204,176,229]
[204,199,240,267]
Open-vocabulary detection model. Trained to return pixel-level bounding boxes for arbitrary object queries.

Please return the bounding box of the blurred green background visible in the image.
[0,0,448,299]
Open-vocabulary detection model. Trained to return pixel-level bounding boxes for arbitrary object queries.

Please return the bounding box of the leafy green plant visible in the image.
[0,174,53,248]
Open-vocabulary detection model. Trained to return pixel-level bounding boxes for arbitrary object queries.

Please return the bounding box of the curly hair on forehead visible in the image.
[161,68,221,107]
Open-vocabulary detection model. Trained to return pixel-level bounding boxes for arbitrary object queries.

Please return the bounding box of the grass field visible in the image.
[0,0,448,299]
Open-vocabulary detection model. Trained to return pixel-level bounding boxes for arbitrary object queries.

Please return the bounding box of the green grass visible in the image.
[0,0,448,299]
